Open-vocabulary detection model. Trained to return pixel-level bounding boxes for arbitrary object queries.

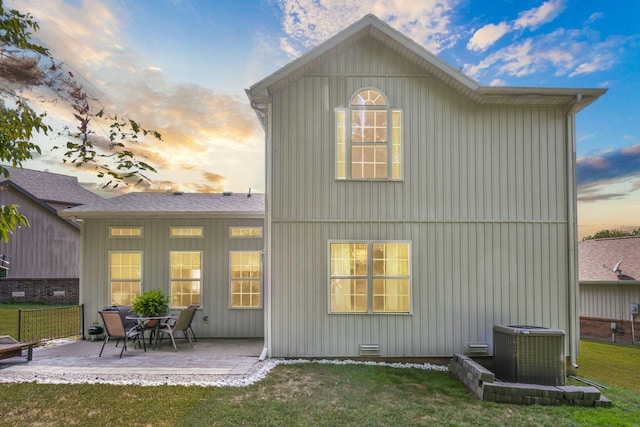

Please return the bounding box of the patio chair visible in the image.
[186,304,199,342]
[157,305,197,351]
[98,310,145,358]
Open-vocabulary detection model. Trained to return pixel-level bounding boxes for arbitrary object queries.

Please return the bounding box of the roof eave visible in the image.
[58,210,265,220]
[248,14,606,119]
[3,181,79,229]
[247,15,484,126]
[476,87,608,111]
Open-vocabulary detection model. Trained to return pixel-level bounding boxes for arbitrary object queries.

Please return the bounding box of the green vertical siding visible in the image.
[268,37,572,357]
[81,218,264,338]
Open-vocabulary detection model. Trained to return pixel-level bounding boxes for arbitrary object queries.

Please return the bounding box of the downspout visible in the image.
[71,216,86,337]
[260,100,273,361]
[566,94,581,370]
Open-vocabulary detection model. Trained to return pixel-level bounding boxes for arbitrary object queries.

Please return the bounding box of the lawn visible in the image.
[0,303,77,342]
[1,304,639,426]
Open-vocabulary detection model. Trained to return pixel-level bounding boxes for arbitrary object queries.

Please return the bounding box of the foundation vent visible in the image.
[466,342,489,356]
[359,344,380,356]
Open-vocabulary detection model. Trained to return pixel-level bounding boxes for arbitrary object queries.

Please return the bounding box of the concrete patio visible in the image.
[0,337,267,386]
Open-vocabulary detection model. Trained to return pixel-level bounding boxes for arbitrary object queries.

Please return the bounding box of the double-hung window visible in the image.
[336,88,402,180]
[110,252,142,306]
[329,241,410,313]
[170,251,201,308]
[230,251,262,308]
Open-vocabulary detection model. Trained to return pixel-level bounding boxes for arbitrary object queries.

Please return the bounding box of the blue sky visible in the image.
[6,0,640,239]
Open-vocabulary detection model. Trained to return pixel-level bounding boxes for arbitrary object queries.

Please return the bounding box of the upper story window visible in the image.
[109,227,142,238]
[336,88,403,180]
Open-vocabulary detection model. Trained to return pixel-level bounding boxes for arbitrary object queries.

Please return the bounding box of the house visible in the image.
[0,166,104,304]
[59,191,265,340]
[247,14,605,361]
[578,236,640,344]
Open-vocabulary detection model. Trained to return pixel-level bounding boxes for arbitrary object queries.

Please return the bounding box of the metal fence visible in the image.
[18,304,84,343]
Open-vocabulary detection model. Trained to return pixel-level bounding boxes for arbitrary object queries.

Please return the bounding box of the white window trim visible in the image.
[229,226,263,238]
[170,226,204,238]
[109,226,143,238]
[229,250,263,309]
[335,88,404,181]
[169,250,202,309]
[108,250,143,306]
[328,240,412,315]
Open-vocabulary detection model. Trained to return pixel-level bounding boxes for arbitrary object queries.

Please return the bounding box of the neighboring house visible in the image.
[578,237,640,344]
[0,166,104,304]
[247,15,605,361]
[59,192,265,339]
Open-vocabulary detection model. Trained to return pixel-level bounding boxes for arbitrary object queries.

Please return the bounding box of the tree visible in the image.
[0,1,160,241]
[582,228,640,241]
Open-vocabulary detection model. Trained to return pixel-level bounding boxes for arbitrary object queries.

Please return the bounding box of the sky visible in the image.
[4,0,640,240]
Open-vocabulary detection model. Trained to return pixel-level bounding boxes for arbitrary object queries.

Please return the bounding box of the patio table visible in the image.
[126,315,177,348]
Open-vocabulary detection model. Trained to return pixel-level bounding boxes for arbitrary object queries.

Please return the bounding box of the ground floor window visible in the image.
[110,251,142,305]
[170,251,201,308]
[230,251,262,308]
[329,241,410,313]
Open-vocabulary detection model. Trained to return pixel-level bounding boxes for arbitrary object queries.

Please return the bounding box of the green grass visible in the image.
[1,361,639,426]
[1,304,639,426]
[0,303,78,341]
[0,303,55,337]
[577,340,640,393]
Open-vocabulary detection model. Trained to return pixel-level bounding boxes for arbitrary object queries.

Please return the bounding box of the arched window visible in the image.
[336,88,402,180]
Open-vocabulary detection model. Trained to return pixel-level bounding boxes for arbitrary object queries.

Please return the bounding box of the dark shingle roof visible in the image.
[1,166,103,207]
[59,192,264,218]
[578,236,640,281]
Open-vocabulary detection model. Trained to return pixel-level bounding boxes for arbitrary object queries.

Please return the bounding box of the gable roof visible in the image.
[1,166,104,208]
[59,192,265,219]
[578,236,640,282]
[247,14,606,128]
[0,180,81,230]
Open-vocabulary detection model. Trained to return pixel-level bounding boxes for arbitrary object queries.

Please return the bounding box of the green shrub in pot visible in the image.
[131,289,170,317]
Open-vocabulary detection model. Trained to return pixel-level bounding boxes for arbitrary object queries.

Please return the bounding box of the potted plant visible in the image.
[131,289,169,317]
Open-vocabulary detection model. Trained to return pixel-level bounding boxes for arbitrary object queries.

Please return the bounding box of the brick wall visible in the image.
[0,278,79,305]
[581,316,640,345]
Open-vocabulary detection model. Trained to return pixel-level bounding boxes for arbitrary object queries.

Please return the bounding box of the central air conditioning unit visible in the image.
[493,325,566,386]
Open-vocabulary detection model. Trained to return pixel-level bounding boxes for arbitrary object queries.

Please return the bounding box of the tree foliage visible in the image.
[582,228,640,241]
[0,0,161,240]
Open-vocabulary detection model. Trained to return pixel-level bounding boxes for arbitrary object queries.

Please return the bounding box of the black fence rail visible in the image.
[18,304,84,343]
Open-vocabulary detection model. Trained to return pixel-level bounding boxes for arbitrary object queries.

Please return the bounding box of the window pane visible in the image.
[331,278,367,312]
[391,110,402,179]
[330,243,367,276]
[351,89,388,106]
[230,227,263,237]
[372,278,409,313]
[373,243,409,276]
[110,227,142,237]
[171,227,203,237]
[351,111,387,143]
[352,146,387,179]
